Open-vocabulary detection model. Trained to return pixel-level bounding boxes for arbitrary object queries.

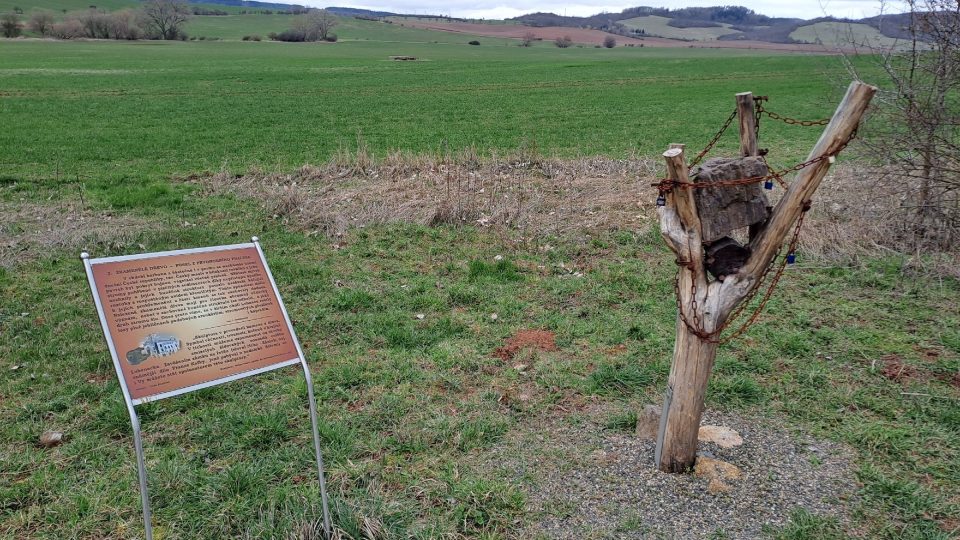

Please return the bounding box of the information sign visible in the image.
[87,244,299,403]
[82,238,331,539]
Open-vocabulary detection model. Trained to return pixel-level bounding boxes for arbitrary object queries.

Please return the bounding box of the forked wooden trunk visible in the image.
[656,320,718,473]
[654,82,877,473]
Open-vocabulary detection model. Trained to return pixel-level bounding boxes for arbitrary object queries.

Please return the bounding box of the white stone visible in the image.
[698,425,744,449]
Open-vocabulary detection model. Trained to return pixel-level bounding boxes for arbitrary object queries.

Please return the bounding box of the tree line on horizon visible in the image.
[2,0,193,40]
[0,2,338,42]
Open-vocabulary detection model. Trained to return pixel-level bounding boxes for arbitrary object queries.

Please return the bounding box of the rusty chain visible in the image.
[672,205,809,344]
[713,207,808,344]
[656,96,851,343]
[759,153,788,189]
[689,108,738,168]
[754,95,831,127]
[653,127,857,195]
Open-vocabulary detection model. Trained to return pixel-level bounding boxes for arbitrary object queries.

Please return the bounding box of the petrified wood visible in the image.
[692,157,770,243]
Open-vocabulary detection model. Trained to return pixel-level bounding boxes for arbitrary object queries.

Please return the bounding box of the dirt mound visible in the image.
[494,329,557,361]
[880,354,918,382]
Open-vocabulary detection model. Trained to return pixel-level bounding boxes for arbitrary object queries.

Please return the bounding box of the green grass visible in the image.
[790,22,902,48]
[0,37,849,189]
[618,15,742,41]
[1,200,958,538]
[183,13,505,42]
[388,16,522,26]
[185,13,298,40]
[0,0,135,13]
[1,24,956,540]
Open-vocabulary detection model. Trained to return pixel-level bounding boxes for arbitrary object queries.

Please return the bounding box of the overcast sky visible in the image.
[316,0,903,20]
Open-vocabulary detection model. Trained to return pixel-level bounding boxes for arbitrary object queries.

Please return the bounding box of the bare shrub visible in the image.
[108,9,143,40]
[67,9,144,39]
[51,19,84,39]
[756,163,960,277]
[1,12,21,37]
[554,35,572,48]
[272,29,305,42]
[844,0,960,250]
[140,0,190,40]
[271,184,307,219]
[603,35,617,48]
[520,31,535,47]
[333,132,374,176]
[28,10,55,35]
[73,9,110,38]
[290,8,336,42]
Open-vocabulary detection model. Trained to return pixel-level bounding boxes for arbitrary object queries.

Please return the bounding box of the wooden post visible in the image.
[737,92,766,241]
[737,92,758,158]
[655,81,876,473]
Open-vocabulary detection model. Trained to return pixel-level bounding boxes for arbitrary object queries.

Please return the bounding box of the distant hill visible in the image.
[509,5,916,45]
[512,6,783,29]
[190,0,306,10]
[325,6,399,18]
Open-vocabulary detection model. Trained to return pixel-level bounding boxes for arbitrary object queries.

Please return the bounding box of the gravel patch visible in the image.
[483,407,857,539]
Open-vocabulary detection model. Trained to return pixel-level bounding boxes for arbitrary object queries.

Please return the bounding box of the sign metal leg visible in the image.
[302,364,332,538]
[128,407,154,540]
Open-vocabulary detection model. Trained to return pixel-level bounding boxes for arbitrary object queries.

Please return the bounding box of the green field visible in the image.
[790,21,903,48]
[1,36,842,188]
[2,23,959,540]
[0,0,134,12]
[618,15,742,40]
[183,13,516,42]
[389,16,522,25]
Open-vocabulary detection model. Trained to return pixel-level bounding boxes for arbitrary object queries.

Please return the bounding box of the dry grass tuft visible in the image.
[194,153,958,275]
[196,152,659,239]
[0,201,160,268]
[799,164,960,277]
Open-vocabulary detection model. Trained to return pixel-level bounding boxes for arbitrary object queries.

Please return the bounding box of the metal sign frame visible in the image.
[81,237,331,539]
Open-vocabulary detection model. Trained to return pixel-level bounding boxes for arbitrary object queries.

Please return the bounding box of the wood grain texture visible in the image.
[692,157,769,243]
[737,92,758,158]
